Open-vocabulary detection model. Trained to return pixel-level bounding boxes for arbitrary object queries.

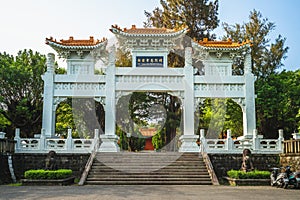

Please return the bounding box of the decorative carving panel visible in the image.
[194,84,244,92]
[116,75,183,84]
[55,83,105,91]
[206,65,229,76]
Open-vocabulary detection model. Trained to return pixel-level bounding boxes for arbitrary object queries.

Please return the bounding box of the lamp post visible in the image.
[126,132,132,152]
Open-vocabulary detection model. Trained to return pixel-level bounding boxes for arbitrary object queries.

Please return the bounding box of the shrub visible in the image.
[24,169,72,180]
[227,169,270,179]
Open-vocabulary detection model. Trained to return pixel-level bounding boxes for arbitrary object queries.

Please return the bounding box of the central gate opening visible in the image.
[116,92,182,152]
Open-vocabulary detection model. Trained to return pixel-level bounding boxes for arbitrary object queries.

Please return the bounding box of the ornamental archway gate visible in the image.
[43,25,255,152]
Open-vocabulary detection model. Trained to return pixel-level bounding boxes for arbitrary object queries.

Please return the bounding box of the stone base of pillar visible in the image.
[98,135,120,152]
[178,135,199,152]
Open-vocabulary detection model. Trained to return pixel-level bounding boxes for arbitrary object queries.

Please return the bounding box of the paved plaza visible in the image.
[1,185,300,200]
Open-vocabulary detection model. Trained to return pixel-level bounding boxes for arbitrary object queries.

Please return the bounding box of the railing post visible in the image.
[252,129,260,150]
[225,129,233,151]
[66,129,73,150]
[14,128,21,152]
[200,129,206,153]
[94,129,99,150]
[278,129,284,152]
[39,128,46,151]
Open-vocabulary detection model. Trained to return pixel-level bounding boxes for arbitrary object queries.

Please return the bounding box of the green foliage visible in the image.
[227,169,270,179]
[297,109,300,133]
[54,64,66,74]
[7,183,22,186]
[115,48,132,67]
[24,169,72,180]
[0,113,11,131]
[223,10,288,78]
[55,99,76,138]
[152,128,166,150]
[0,50,46,138]
[55,98,104,138]
[256,70,300,138]
[145,0,219,40]
[116,126,145,151]
[198,98,243,138]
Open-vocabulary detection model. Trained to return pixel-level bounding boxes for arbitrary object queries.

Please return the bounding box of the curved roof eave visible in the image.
[192,41,250,51]
[110,27,187,38]
[46,40,107,50]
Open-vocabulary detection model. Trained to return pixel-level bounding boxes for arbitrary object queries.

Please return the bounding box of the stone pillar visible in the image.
[225,129,233,151]
[39,128,46,151]
[66,129,73,150]
[14,128,21,152]
[93,129,100,150]
[199,129,206,152]
[243,53,256,138]
[278,129,284,151]
[179,47,199,152]
[252,129,260,150]
[42,53,55,137]
[99,46,120,152]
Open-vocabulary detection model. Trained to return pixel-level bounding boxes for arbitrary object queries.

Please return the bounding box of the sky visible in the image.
[0,0,299,71]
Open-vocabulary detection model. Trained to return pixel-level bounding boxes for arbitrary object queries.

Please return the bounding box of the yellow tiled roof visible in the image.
[110,24,187,36]
[46,36,106,46]
[197,38,251,48]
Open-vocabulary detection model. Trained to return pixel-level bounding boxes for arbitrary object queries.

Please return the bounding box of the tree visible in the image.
[0,50,46,138]
[145,0,219,40]
[256,70,300,138]
[56,98,105,139]
[115,48,132,67]
[198,98,243,139]
[297,109,300,133]
[223,10,289,78]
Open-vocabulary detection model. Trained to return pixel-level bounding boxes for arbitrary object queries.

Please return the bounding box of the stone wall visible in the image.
[0,154,11,184]
[280,153,300,171]
[209,154,280,183]
[0,153,89,184]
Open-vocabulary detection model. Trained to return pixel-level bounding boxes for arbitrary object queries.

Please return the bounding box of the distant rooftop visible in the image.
[45,36,107,49]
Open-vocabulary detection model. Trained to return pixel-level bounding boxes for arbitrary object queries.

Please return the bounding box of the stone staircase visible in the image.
[85,152,212,185]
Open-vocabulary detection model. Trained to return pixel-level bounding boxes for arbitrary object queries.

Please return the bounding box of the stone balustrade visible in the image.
[199,129,284,154]
[12,128,285,154]
[14,128,98,154]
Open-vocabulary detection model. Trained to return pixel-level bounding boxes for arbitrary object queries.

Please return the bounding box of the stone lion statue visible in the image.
[241,148,254,172]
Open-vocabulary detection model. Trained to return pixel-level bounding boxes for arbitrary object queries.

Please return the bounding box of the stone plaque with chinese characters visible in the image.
[136,56,163,67]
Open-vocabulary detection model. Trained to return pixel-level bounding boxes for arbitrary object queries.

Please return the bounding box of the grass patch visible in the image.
[227,169,270,179]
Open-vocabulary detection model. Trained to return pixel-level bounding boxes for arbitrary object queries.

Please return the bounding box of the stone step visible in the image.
[88,170,210,174]
[93,161,205,165]
[85,180,213,185]
[86,177,211,182]
[87,174,211,179]
[92,164,206,168]
[89,170,209,176]
[85,152,212,185]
